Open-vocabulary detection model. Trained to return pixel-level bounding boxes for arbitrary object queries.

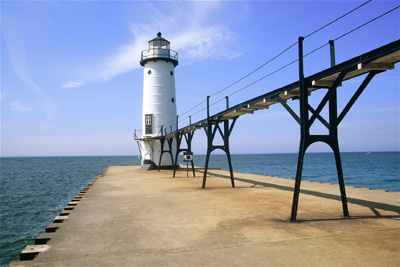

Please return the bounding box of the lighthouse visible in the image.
[139,32,178,169]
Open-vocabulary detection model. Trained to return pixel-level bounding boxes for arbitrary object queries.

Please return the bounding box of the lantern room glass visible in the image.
[149,39,170,50]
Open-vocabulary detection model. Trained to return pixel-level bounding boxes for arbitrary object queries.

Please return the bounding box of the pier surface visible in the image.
[10,166,400,266]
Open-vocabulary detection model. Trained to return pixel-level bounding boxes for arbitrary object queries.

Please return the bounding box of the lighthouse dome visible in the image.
[149,32,170,50]
[140,32,178,67]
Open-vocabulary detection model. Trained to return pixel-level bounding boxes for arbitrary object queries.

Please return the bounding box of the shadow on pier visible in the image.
[199,169,400,218]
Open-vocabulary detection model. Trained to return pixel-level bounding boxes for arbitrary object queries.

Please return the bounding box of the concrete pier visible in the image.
[9,166,400,266]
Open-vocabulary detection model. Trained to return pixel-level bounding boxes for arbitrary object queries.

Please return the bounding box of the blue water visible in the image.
[1,152,399,266]
[197,152,400,191]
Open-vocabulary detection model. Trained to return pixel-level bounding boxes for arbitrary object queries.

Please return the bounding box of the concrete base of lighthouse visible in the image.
[139,160,157,171]
[139,160,176,171]
[139,139,176,171]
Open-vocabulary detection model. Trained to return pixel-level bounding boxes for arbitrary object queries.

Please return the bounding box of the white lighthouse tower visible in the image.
[139,32,178,169]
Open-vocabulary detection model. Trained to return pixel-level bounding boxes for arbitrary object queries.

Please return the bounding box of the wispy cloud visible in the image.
[95,37,147,82]
[2,12,56,131]
[172,26,242,63]
[61,80,86,88]
[61,1,244,88]
[8,100,33,113]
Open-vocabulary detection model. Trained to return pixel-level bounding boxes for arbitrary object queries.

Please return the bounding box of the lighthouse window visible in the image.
[171,98,175,103]
[145,114,153,134]
[148,70,152,75]
[170,71,173,76]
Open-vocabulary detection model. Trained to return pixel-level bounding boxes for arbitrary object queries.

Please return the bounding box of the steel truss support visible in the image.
[285,37,383,222]
[202,96,237,189]
[173,130,196,177]
[157,131,175,172]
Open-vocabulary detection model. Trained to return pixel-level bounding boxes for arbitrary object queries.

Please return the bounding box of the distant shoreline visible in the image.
[1,150,399,159]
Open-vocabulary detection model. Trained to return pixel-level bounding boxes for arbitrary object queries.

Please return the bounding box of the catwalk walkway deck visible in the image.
[9,167,400,266]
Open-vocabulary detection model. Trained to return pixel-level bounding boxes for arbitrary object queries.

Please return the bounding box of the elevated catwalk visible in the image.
[135,39,400,222]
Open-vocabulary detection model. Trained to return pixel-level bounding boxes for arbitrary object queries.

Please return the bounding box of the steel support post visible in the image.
[202,118,237,188]
[202,97,237,188]
[330,137,349,218]
[328,72,349,219]
[202,115,219,188]
[202,140,212,188]
[329,40,336,67]
[290,69,382,221]
[172,132,181,177]
[291,37,353,222]
[203,96,213,188]
[157,136,174,172]
[224,119,235,187]
[291,36,307,223]
[187,132,196,177]
[172,130,196,178]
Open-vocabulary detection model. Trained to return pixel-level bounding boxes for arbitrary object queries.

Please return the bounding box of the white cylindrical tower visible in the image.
[139,32,178,169]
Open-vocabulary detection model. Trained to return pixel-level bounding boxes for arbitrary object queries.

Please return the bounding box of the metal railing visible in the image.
[141,48,178,62]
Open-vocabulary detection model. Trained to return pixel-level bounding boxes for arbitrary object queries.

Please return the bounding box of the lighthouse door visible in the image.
[145,114,153,134]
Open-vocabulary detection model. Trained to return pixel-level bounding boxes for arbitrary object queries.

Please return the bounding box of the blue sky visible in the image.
[1,0,399,157]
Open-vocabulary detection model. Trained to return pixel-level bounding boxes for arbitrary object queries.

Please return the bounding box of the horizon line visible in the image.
[1,150,399,158]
